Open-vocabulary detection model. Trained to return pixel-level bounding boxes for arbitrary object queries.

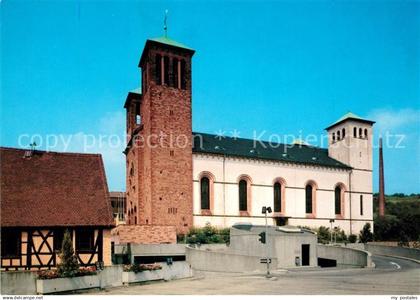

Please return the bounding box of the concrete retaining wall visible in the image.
[365,244,420,261]
[1,270,37,295]
[98,265,123,288]
[186,246,277,273]
[1,262,191,295]
[317,244,373,268]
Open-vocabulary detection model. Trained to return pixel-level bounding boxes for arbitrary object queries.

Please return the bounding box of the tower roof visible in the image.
[325,112,375,130]
[139,36,195,67]
[149,36,194,51]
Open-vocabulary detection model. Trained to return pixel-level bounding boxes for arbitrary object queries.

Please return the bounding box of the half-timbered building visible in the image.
[0,147,115,270]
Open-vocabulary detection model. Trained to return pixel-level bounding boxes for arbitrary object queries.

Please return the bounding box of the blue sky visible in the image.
[1,0,419,194]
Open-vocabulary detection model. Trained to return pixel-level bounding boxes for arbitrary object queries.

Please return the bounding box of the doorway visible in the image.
[275,217,288,226]
[302,244,310,266]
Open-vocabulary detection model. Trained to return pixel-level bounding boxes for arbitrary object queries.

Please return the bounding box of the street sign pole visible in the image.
[265,209,269,277]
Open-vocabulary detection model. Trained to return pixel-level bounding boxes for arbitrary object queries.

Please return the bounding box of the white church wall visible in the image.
[192,153,373,235]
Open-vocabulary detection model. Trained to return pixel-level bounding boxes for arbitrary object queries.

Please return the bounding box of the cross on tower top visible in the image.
[164,9,168,37]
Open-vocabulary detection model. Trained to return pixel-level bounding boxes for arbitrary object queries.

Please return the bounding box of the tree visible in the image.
[317,226,331,244]
[57,230,79,277]
[359,223,373,243]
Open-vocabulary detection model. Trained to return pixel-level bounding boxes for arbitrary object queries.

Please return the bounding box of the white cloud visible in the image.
[367,108,420,134]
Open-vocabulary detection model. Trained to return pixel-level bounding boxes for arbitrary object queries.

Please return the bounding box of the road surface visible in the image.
[90,255,419,295]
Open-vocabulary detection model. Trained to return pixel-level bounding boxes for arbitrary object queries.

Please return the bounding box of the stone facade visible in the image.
[124,40,194,238]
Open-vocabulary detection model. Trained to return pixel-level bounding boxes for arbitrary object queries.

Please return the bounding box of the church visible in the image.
[120,35,374,243]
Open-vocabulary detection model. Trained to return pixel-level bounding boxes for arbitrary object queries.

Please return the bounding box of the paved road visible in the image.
[91,255,419,295]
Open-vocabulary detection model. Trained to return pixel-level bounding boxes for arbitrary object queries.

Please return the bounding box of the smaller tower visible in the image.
[378,138,385,217]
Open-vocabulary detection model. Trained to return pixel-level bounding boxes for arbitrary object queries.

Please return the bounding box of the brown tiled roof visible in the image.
[0,147,115,227]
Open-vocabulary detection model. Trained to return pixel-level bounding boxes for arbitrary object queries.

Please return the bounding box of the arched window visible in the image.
[359,128,362,138]
[360,195,364,215]
[342,128,345,138]
[332,132,336,142]
[353,127,357,137]
[239,180,248,211]
[305,184,313,214]
[274,182,282,213]
[200,177,210,210]
[335,186,342,215]
[155,54,162,85]
[337,131,341,140]
[364,129,368,139]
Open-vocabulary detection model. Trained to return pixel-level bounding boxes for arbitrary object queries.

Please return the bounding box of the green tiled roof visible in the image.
[192,132,351,169]
[149,36,194,51]
[325,112,375,130]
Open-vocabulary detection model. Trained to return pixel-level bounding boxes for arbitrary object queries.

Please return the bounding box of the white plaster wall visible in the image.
[192,153,373,235]
[327,119,373,171]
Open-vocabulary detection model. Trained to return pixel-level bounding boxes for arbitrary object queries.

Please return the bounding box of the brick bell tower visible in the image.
[124,36,195,235]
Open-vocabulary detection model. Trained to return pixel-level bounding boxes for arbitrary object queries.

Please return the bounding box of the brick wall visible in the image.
[125,42,194,235]
[111,225,177,244]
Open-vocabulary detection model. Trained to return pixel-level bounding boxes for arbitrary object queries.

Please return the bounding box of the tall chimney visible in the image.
[378,138,385,217]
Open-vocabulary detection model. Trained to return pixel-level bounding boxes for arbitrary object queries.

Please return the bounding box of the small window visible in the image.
[353,127,357,137]
[1,228,20,257]
[135,102,141,125]
[274,182,282,213]
[359,128,362,138]
[337,130,341,141]
[172,58,179,88]
[239,180,248,211]
[200,177,210,210]
[76,229,95,252]
[180,59,186,89]
[342,128,345,138]
[163,56,169,85]
[332,132,336,142]
[335,186,342,215]
[130,164,134,177]
[364,129,368,139]
[305,184,313,214]
[54,229,66,251]
[155,54,162,85]
[360,195,364,215]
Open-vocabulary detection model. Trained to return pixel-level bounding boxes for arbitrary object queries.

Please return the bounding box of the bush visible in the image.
[123,263,162,273]
[57,230,80,277]
[184,223,230,244]
[37,266,96,280]
[348,234,357,243]
[333,227,347,243]
[359,223,373,243]
[398,232,410,247]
